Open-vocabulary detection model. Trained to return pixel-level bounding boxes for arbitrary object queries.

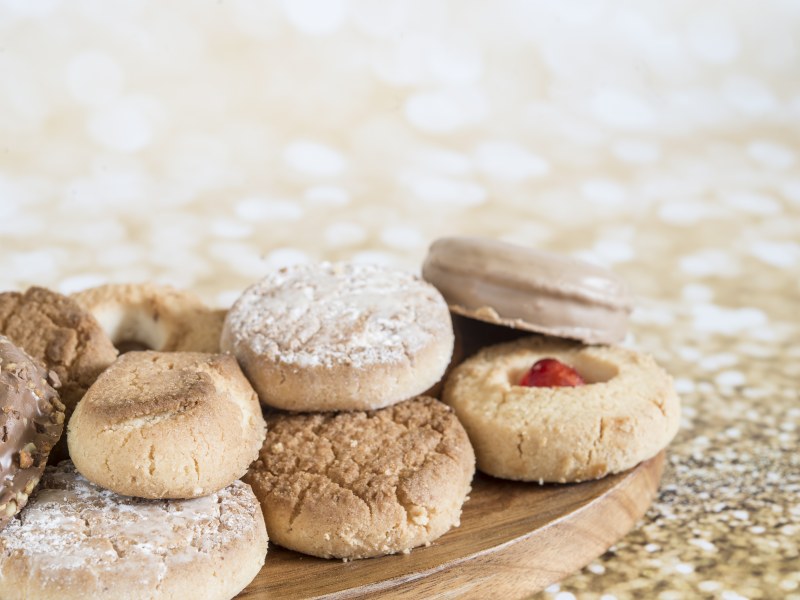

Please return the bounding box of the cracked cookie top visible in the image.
[0,287,118,413]
[245,396,475,559]
[0,461,267,600]
[67,351,266,499]
[222,262,451,368]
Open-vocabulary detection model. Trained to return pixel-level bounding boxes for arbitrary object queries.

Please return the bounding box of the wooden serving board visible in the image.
[237,451,664,599]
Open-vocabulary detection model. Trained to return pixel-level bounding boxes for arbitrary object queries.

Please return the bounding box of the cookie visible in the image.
[0,336,65,529]
[422,236,633,345]
[0,461,267,600]
[72,283,226,353]
[0,287,118,414]
[222,263,454,411]
[442,337,680,482]
[68,351,266,499]
[245,396,475,559]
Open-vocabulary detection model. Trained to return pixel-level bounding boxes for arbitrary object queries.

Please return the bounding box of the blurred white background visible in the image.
[0,0,798,309]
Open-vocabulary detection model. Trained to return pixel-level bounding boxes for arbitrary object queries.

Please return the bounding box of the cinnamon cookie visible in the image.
[68,351,266,499]
[222,263,454,411]
[72,283,226,353]
[245,396,475,559]
[442,337,680,482]
[0,287,118,414]
[0,462,267,600]
[422,236,633,345]
[0,336,65,530]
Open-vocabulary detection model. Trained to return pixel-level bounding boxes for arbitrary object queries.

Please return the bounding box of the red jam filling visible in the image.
[519,358,586,388]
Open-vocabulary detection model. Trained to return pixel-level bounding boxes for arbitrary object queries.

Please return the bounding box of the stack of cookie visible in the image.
[222,262,476,560]
[0,286,268,600]
[422,237,681,484]
[0,237,681,597]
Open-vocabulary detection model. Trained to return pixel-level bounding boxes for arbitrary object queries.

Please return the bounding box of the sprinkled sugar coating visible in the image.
[0,462,268,600]
[222,263,454,411]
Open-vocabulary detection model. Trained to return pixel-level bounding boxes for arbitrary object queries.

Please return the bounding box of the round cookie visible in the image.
[442,337,680,483]
[0,336,65,529]
[0,461,267,600]
[0,287,118,415]
[222,263,455,412]
[422,236,633,345]
[245,396,475,559]
[72,283,226,354]
[68,351,266,499]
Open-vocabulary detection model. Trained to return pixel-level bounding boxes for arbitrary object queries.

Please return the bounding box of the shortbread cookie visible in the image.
[68,351,266,499]
[0,461,267,600]
[422,236,633,344]
[0,336,65,529]
[0,287,118,414]
[72,283,226,353]
[245,396,475,559]
[222,263,454,411]
[442,337,680,482]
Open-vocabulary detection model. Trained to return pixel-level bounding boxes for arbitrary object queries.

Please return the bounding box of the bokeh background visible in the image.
[1,1,799,598]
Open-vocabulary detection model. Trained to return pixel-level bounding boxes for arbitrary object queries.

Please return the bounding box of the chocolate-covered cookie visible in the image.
[0,335,65,529]
[422,237,633,345]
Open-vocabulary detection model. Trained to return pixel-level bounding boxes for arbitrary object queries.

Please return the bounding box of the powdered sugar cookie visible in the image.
[0,462,267,600]
[245,396,474,559]
[222,263,454,411]
[442,337,680,483]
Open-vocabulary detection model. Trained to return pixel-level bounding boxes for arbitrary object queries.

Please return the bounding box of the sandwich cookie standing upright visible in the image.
[222,263,454,412]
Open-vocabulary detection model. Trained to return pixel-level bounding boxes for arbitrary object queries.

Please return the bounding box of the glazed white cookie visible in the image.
[68,351,266,499]
[442,337,680,482]
[0,462,267,600]
[245,396,475,559]
[222,263,454,411]
[72,283,226,354]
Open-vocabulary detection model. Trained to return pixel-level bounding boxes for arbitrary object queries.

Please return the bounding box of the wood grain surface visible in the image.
[237,451,664,599]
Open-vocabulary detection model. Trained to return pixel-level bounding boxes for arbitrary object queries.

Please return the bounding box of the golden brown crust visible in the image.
[72,283,225,353]
[234,334,454,411]
[68,351,266,499]
[442,336,681,482]
[245,396,475,559]
[0,287,118,413]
